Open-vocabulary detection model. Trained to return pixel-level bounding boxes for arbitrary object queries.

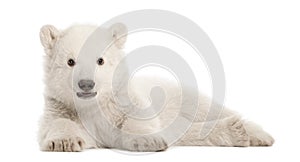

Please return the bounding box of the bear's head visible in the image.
[40,23,128,104]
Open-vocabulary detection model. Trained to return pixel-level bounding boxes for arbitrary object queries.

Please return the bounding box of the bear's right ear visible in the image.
[109,23,127,49]
[40,25,59,49]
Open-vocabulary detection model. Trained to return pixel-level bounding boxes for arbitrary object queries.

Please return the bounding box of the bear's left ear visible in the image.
[40,25,60,49]
[109,23,127,49]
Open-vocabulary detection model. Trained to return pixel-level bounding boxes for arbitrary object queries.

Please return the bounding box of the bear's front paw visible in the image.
[42,136,85,152]
[124,136,168,152]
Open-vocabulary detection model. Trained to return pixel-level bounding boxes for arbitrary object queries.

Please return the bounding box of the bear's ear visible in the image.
[40,25,59,49]
[109,23,127,49]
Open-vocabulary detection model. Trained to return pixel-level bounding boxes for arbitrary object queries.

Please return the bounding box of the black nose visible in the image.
[78,80,95,91]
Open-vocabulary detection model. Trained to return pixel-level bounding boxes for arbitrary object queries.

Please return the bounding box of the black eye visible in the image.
[67,59,75,67]
[97,58,104,65]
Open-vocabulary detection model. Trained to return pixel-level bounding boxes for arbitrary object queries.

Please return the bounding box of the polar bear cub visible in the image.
[38,23,274,152]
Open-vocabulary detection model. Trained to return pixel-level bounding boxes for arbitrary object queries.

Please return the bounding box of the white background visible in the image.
[0,0,299,161]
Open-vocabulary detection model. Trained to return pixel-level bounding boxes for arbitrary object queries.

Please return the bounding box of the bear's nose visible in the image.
[78,80,95,91]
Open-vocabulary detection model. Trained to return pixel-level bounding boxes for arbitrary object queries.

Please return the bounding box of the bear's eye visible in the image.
[67,59,75,67]
[97,58,104,66]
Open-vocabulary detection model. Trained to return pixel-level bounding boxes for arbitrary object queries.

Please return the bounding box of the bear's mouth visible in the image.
[76,92,97,99]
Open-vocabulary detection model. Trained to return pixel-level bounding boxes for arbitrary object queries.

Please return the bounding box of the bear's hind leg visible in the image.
[244,121,274,146]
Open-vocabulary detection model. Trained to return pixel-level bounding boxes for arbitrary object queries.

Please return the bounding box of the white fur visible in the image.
[38,24,274,152]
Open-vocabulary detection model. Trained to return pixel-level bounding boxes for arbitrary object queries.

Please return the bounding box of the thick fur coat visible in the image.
[38,24,274,152]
